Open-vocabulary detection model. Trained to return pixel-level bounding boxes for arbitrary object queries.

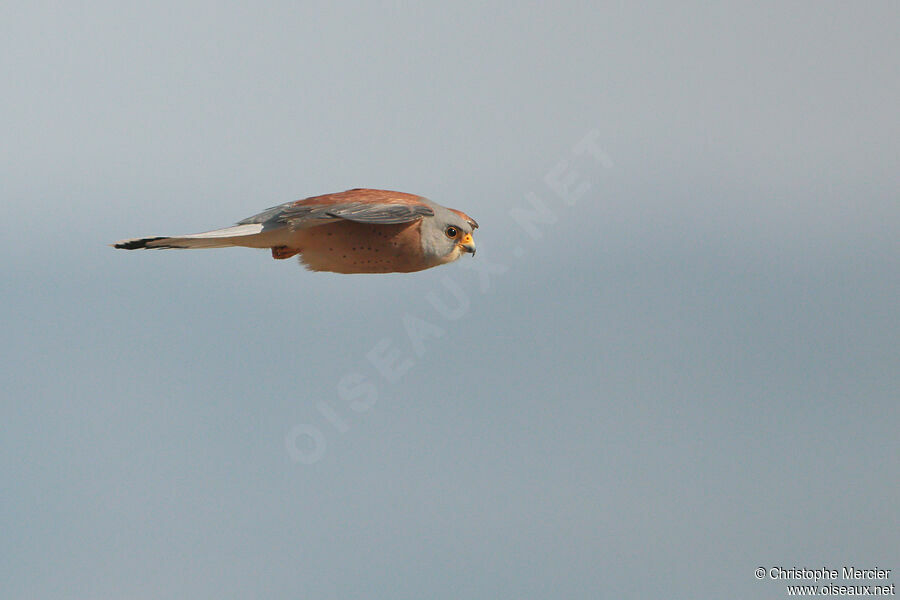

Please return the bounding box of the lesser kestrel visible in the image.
[113,188,478,274]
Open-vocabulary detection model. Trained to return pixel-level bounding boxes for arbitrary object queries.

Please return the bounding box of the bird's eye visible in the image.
[445,226,459,238]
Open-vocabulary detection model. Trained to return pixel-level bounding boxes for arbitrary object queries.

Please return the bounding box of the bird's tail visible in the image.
[112,224,266,250]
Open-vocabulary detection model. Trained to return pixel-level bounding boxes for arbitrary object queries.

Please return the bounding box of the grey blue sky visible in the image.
[2,2,898,598]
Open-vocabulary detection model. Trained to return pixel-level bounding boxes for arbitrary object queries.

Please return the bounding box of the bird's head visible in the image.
[419,204,478,265]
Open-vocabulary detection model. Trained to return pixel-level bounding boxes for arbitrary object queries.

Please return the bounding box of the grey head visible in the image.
[418,199,479,265]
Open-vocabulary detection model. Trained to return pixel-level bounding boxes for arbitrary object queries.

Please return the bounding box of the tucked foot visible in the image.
[271,246,300,260]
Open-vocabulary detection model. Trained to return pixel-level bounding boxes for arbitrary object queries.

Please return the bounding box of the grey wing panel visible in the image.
[239,202,433,228]
[323,203,434,224]
[236,201,297,226]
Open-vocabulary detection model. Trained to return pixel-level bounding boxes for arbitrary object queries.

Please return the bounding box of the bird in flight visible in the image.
[113,188,478,274]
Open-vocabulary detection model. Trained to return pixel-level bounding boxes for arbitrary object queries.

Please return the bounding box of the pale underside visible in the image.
[279,220,435,274]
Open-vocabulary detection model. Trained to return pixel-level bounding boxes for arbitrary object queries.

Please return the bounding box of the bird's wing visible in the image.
[238,189,434,229]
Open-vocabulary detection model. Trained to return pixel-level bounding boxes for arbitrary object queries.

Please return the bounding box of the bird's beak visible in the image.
[459,233,476,256]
